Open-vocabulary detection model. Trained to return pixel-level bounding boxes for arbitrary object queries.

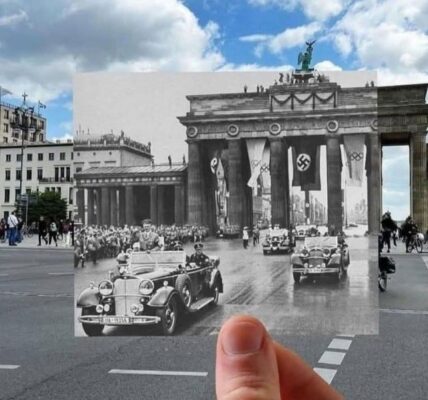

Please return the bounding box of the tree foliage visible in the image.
[22,191,67,223]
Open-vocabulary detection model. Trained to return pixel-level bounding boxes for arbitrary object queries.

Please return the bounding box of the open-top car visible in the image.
[76,250,223,336]
[262,228,295,254]
[291,236,350,283]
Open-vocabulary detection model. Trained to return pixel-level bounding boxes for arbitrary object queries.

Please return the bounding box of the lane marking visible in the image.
[380,308,428,315]
[0,274,9,277]
[318,351,346,366]
[313,368,337,384]
[0,365,20,370]
[48,272,74,276]
[108,369,208,377]
[0,291,72,298]
[336,334,355,338]
[328,339,352,351]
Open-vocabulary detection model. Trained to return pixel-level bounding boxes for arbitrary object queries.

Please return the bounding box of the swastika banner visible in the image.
[292,139,321,191]
[343,134,365,186]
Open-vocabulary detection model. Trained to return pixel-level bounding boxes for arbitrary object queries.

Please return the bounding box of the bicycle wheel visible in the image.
[27,231,33,238]
[378,271,387,292]
[416,239,423,253]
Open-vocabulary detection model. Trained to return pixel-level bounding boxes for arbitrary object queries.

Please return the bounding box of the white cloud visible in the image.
[314,60,343,71]
[268,22,322,53]
[0,10,27,26]
[219,63,294,72]
[240,34,274,43]
[48,133,73,142]
[0,0,225,102]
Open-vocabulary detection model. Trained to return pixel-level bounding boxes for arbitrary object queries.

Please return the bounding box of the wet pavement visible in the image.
[74,235,379,336]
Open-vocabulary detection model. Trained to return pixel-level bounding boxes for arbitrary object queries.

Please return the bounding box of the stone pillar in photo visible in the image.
[326,135,343,234]
[101,187,110,226]
[410,129,428,229]
[187,141,203,225]
[174,184,185,226]
[270,138,289,228]
[228,139,245,227]
[87,188,95,225]
[150,185,158,225]
[76,189,85,224]
[118,187,126,227]
[366,131,381,234]
[110,188,118,227]
[125,186,134,226]
[157,185,165,225]
[95,188,102,226]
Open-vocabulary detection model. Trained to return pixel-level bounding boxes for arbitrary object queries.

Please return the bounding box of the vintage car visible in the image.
[294,225,322,240]
[216,225,240,239]
[262,228,295,254]
[291,236,350,283]
[76,250,223,336]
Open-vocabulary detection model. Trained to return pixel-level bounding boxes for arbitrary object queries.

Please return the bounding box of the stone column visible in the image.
[157,186,165,225]
[326,135,343,233]
[118,187,126,226]
[410,130,428,229]
[366,132,381,234]
[187,141,203,225]
[270,138,289,228]
[87,188,95,225]
[174,184,185,225]
[150,185,158,225]
[101,187,110,226]
[95,188,102,226]
[228,140,245,227]
[110,188,117,226]
[125,186,134,226]
[76,189,85,224]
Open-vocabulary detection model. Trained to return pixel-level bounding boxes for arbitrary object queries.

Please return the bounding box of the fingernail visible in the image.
[221,321,265,355]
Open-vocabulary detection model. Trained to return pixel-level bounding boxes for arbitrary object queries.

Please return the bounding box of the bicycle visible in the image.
[406,233,424,253]
[21,225,33,238]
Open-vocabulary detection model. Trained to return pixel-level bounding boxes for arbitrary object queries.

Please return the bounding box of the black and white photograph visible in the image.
[73,67,380,337]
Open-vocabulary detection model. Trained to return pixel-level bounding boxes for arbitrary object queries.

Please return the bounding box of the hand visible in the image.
[216,315,343,400]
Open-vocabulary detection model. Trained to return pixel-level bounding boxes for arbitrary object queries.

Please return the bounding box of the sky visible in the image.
[1,0,427,219]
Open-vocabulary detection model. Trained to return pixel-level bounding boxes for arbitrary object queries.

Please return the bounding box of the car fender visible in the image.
[76,287,100,308]
[328,254,341,267]
[210,269,223,293]
[291,254,304,266]
[147,286,176,308]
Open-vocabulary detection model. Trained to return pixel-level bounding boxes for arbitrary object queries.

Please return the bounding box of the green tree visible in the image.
[25,191,67,224]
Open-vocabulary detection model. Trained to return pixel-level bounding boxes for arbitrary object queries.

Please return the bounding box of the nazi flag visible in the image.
[292,139,321,191]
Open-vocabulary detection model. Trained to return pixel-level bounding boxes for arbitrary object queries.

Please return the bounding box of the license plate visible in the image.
[309,267,322,273]
[102,316,131,324]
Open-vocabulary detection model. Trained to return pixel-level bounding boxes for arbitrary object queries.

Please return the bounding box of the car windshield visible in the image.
[304,236,337,249]
[129,251,186,274]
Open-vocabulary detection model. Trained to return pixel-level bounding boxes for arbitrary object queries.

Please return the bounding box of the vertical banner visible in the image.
[343,134,365,186]
[246,139,267,195]
[210,148,229,226]
[292,138,321,191]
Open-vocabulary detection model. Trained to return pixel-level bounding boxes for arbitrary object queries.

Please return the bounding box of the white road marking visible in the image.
[48,272,73,276]
[0,274,9,277]
[336,334,355,338]
[108,369,208,377]
[328,338,352,351]
[0,365,20,370]
[380,308,428,315]
[0,291,72,298]
[422,257,428,270]
[318,351,346,366]
[314,367,337,384]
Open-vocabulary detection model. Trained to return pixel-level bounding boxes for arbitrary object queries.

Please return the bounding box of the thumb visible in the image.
[216,316,280,400]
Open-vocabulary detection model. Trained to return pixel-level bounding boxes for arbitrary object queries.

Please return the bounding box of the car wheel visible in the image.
[263,250,268,255]
[293,272,301,284]
[175,275,192,309]
[81,307,104,336]
[156,295,178,335]
[210,279,221,306]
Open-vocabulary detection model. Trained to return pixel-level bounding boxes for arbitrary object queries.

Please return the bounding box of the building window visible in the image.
[76,167,82,173]
[71,152,74,160]
[15,188,20,200]
[55,167,59,182]
[38,153,43,161]
[5,170,10,181]
[26,188,31,195]
[39,121,45,129]
[16,154,22,162]
[26,169,32,181]
[37,168,43,180]
[4,109,9,119]
[4,189,10,203]
[3,123,8,133]
[69,188,73,204]
[27,153,33,162]
[45,187,49,193]
[16,169,21,181]
[66,167,70,182]
[6,154,11,162]
[57,187,61,196]
[49,153,54,161]
[39,134,44,142]
[60,152,66,160]
[3,137,8,143]
[60,167,65,181]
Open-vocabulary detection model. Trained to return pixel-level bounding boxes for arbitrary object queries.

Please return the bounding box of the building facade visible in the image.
[0,141,74,220]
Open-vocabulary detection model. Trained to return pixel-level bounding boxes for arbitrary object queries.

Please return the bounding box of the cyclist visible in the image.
[401,216,418,253]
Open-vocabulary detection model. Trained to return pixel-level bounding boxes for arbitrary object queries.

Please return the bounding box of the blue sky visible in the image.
[1,0,427,219]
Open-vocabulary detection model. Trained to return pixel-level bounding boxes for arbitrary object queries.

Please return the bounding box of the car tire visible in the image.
[263,250,268,255]
[293,272,301,284]
[210,278,221,306]
[175,275,192,309]
[81,307,104,337]
[156,295,178,335]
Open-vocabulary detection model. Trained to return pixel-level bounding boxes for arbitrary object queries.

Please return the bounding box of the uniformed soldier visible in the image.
[188,243,210,267]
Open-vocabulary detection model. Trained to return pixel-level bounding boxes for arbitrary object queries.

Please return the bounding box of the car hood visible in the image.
[131,266,178,280]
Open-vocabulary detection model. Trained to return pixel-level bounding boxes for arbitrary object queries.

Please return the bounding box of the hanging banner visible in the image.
[246,138,266,195]
[292,138,321,191]
[260,142,271,189]
[343,134,365,187]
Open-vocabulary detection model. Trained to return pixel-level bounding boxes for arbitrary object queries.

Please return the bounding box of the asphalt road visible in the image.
[1,245,427,399]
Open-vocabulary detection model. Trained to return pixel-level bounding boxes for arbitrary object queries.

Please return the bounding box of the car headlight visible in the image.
[323,248,330,257]
[139,279,154,295]
[301,249,309,257]
[119,265,127,275]
[99,280,113,296]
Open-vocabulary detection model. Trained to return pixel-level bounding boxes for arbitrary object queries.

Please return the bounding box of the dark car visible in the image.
[262,228,295,254]
[76,250,223,336]
[291,236,350,283]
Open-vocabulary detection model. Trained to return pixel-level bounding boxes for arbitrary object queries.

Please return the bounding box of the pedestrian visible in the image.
[58,219,64,241]
[63,219,71,247]
[7,211,18,246]
[253,225,260,246]
[381,211,397,253]
[17,217,24,243]
[48,219,58,247]
[0,218,6,242]
[242,226,249,249]
[38,216,48,246]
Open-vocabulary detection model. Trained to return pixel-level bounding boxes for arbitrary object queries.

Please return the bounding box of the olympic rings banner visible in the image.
[292,138,321,191]
[343,134,365,187]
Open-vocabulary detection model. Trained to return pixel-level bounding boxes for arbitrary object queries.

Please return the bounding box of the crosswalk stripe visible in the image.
[328,338,352,351]
[318,350,346,366]
[314,367,337,384]
[108,369,208,377]
[0,365,20,370]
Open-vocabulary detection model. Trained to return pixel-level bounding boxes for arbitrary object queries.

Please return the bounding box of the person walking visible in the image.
[242,227,249,249]
[48,219,58,247]
[253,226,260,246]
[38,216,48,246]
[381,211,397,253]
[7,211,18,246]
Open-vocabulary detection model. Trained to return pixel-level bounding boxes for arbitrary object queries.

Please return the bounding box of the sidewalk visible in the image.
[0,235,73,251]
